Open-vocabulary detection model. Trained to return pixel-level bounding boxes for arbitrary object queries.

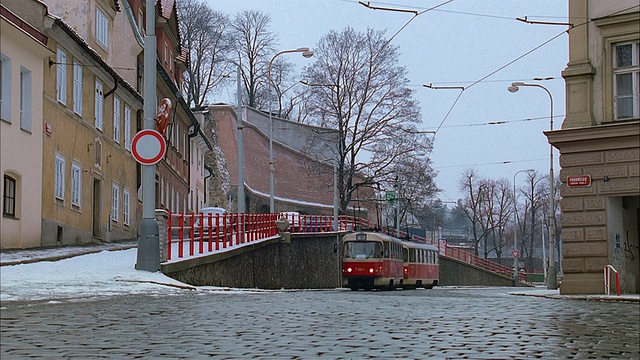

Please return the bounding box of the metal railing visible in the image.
[445,246,527,283]
[167,212,280,261]
[604,265,621,296]
[165,211,530,283]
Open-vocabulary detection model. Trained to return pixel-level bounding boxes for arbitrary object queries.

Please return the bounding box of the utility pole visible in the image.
[137,0,160,271]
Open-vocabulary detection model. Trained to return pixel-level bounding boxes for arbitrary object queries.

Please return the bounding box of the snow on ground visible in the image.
[2,243,637,304]
[0,248,197,303]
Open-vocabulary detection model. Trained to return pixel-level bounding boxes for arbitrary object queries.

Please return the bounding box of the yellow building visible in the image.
[548,1,639,294]
[37,1,143,245]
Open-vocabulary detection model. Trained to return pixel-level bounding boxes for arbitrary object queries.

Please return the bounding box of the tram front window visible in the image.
[344,242,382,259]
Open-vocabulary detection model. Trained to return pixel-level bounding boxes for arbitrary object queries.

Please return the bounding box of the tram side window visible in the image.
[403,248,409,262]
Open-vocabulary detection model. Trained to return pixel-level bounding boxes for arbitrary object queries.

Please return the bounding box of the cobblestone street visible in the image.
[1,287,639,359]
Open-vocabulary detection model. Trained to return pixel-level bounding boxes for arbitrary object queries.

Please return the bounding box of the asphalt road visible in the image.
[1,287,639,359]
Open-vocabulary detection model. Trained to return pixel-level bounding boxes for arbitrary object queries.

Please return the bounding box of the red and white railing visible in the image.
[604,265,621,296]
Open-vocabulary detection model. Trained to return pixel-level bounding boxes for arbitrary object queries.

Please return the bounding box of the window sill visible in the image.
[2,213,18,220]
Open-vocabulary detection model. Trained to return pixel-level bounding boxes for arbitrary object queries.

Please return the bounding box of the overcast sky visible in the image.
[204,0,568,203]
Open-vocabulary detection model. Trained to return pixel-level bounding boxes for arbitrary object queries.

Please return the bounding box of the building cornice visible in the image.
[546,120,640,153]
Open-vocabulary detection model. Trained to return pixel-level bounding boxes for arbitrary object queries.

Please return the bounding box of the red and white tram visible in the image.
[342,232,440,290]
[401,240,439,289]
[342,232,405,290]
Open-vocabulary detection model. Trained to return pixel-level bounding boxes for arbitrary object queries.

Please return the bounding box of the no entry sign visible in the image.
[131,129,166,165]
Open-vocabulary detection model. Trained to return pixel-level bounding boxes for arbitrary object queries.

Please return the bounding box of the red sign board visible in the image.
[131,129,166,165]
[567,175,591,187]
[512,250,520,259]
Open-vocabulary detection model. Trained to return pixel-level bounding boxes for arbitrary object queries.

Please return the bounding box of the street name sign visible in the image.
[567,175,591,187]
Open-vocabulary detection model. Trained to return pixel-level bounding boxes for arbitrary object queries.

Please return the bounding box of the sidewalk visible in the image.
[509,287,640,303]
[0,240,137,266]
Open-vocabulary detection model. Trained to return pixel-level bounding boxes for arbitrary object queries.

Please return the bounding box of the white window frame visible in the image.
[55,154,66,201]
[56,48,67,105]
[111,182,119,222]
[73,61,83,115]
[123,188,130,226]
[96,7,109,49]
[113,95,121,143]
[95,79,103,130]
[124,105,131,151]
[613,41,640,120]
[137,9,144,36]
[0,54,11,121]
[71,162,81,208]
[20,67,31,132]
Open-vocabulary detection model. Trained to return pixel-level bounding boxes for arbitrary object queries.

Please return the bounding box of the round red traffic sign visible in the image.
[131,129,166,165]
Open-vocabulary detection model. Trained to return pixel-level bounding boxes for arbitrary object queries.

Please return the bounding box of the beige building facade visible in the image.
[0,1,51,248]
[548,1,639,294]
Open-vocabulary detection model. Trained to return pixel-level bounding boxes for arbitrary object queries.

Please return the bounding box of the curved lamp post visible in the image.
[267,48,314,212]
[513,169,535,287]
[508,82,557,290]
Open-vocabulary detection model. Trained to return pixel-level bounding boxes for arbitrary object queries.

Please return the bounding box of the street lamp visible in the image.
[513,169,534,287]
[508,82,557,290]
[299,80,341,231]
[267,48,314,212]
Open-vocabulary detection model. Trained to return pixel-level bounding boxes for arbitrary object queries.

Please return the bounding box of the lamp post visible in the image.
[267,48,314,212]
[513,169,534,287]
[236,64,245,213]
[299,80,341,231]
[508,82,557,290]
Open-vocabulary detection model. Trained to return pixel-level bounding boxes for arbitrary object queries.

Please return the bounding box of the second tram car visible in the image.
[342,232,440,290]
[401,240,439,289]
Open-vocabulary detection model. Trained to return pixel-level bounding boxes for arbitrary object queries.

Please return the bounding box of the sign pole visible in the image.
[137,0,160,272]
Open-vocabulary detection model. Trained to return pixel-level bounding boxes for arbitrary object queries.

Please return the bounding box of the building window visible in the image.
[56,48,67,105]
[96,7,109,49]
[71,162,81,209]
[20,67,31,132]
[3,175,16,217]
[123,188,130,226]
[111,182,119,222]
[137,9,144,36]
[169,50,174,73]
[55,154,65,201]
[0,54,11,121]
[164,42,168,64]
[614,42,639,120]
[124,105,131,151]
[73,61,83,115]
[95,79,103,130]
[113,96,121,143]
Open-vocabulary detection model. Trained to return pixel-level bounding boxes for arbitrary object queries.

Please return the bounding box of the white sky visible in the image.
[204,0,567,202]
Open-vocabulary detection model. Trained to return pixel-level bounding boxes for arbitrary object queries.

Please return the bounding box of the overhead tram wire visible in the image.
[427,3,639,137]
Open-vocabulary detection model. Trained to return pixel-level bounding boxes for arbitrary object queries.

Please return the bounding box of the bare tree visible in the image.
[229,10,277,109]
[483,178,512,262]
[302,27,434,214]
[459,169,485,255]
[178,0,233,108]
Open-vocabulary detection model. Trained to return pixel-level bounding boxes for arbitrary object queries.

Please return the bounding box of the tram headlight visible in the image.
[347,267,352,273]
[369,268,374,274]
